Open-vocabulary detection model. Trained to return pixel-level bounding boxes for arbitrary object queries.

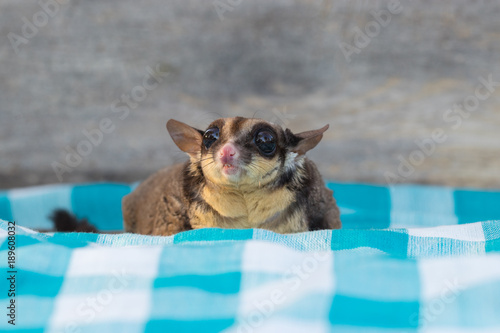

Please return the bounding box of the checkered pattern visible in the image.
[0,182,500,332]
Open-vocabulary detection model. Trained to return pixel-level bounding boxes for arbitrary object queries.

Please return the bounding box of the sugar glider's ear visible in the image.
[166,119,204,157]
[285,124,329,155]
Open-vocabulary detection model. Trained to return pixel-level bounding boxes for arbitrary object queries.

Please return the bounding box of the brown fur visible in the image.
[122,117,341,235]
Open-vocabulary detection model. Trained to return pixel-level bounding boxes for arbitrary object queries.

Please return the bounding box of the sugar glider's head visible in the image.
[166,117,328,188]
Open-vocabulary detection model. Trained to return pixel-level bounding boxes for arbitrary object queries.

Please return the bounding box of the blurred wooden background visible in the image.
[1,0,499,188]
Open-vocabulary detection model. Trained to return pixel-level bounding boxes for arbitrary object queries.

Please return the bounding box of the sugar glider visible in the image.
[122,117,341,235]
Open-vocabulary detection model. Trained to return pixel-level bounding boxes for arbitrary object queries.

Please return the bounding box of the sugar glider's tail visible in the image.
[50,209,98,233]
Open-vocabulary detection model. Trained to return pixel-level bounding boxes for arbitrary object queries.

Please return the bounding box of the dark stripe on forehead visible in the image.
[208,118,249,144]
[230,117,248,136]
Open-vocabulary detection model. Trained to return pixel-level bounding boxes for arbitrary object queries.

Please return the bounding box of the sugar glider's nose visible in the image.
[218,143,239,165]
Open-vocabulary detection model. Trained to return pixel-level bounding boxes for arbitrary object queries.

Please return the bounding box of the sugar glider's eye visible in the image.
[203,127,219,149]
[255,130,276,156]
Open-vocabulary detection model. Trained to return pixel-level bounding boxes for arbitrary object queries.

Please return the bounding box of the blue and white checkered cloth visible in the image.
[1,182,500,332]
